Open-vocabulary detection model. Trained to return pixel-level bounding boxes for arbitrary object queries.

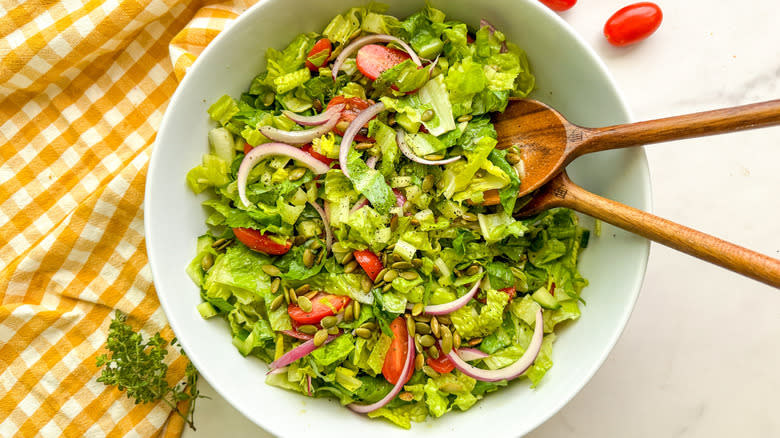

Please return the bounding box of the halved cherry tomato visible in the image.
[353,249,384,281]
[327,95,375,142]
[549,282,556,296]
[287,293,351,325]
[604,2,663,47]
[426,346,455,374]
[382,316,414,385]
[305,38,332,71]
[301,143,335,166]
[233,228,292,255]
[244,142,253,155]
[356,44,411,80]
[539,0,576,12]
[499,286,516,299]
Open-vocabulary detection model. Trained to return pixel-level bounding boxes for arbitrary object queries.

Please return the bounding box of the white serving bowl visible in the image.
[145,0,650,436]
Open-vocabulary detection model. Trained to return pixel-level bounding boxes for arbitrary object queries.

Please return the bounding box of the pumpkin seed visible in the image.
[200,253,214,271]
[505,152,522,165]
[390,215,398,231]
[263,92,275,107]
[295,284,310,295]
[354,142,373,151]
[354,327,372,339]
[262,264,282,277]
[310,240,322,250]
[341,252,354,265]
[294,235,307,246]
[288,288,298,304]
[388,114,396,126]
[316,250,325,265]
[343,304,354,322]
[332,242,348,253]
[461,212,477,222]
[420,334,435,348]
[319,316,338,329]
[383,269,398,282]
[382,282,392,292]
[411,303,424,317]
[414,313,432,323]
[314,329,329,346]
[421,174,434,192]
[400,270,419,281]
[415,353,425,371]
[465,264,481,276]
[302,249,314,268]
[312,99,322,112]
[453,331,461,350]
[270,295,285,311]
[344,260,358,273]
[304,290,318,300]
[457,114,472,122]
[467,337,483,347]
[414,336,424,354]
[361,275,373,293]
[422,365,440,378]
[421,109,434,122]
[405,315,416,337]
[352,300,361,320]
[359,322,376,331]
[211,238,228,249]
[427,345,439,359]
[297,296,313,313]
[415,322,431,335]
[327,326,339,335]
[298,325,317,335]
[336,120,350,133]
[440,326,453,354]
[386,243,396,251]
[271,278,281,294]
[392,261,413,270]
[437,315,451,326]
[410,217,420,226]
[432,316,443,338]
[288,167,307,181]
[510,266,525,279]
[399,392,414,402]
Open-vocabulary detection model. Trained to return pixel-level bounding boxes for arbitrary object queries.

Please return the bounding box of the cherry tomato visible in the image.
[287,293,351,325]
[232,228,292,255]
[426,346,455,374]
[326,95,375,142]
[499,286,516,299]
[549,282,556,296]
[538,0,576,12]
[305,38,332,71]
[301,143,335,166]
[356,44,411,80]
[382,317,414,385]
[243,142,253,155]
[604,2,663,47]
[353,249,384,281]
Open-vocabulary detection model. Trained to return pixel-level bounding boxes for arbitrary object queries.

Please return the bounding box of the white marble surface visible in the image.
[183,1,780,436]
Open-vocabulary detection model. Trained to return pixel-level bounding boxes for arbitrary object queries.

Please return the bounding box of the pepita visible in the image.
[320,316,338,328]
[298,325,318,335]
[327,326,339,335]
[211,238,228,249]
[344,260,359,274]
[400,270,419,281]
[383,269,398,282]
[420,334,435,348]
[465,264,481,276]
[437,315,451,325]
[304,290,318,300]
[270,295,285,311]
[414,335,423,353]
[399,392,414,402]
[294,235,307,246]
[457,114,473,122]
[297,296,313,313]
[310,240,322,250]
[200,253,214,271]
[414,313,432,323]
[411,303,424,317]
[390,215,398,231]
[421,109,434,122]
[288,167,307,181]
[467,337,483,347]
[344,304,354,322]
[352,300,361,320]
[288,288,298,304]
[461,212,477,222]
[271,278,281,294]
[505,152,522,165]
[422,365,440,378]
[412,258,423,268]
[302,249,315,268]
[510,266,525,279]
[263,92,275,107]
[354,327,372,339]
[314,329,329,346]
[421,174,434,192]
[392,261,413,270]
[296,284,311,295]
[453,331,461,349]
[336,120,350,133]
[388,114,396,126]
[361,275,373,293]
[354,142,373,151]
[341,252,354,265]
[427,345,439,359]
[359,322,376,331]
[415,322,431,335]
[316,250,325,264]
[382,282,392,292]
[415,353,425,371]
[410,217,420,226]
[312,99,323,112]
[431,316,441,338]
[405,314,416,337]
[262,264,282,277]
[440,326,453,354]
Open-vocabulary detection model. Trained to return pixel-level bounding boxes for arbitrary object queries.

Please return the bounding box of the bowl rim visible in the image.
[145,0,651,435]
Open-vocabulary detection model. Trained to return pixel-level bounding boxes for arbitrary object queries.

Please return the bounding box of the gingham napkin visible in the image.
[0,0,253,436]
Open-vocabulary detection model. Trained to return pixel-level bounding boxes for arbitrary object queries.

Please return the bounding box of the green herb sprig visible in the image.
[96,311,203,430]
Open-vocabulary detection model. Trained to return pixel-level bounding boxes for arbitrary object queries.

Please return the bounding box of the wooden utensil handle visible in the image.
[576,99,780,155]
[558,176,780,288]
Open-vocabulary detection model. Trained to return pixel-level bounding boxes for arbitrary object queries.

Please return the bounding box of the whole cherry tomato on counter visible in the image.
[538,0,576,12]
[604,2,663,47]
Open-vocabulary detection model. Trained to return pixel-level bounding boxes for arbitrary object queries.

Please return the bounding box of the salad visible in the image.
[186,4,589,429]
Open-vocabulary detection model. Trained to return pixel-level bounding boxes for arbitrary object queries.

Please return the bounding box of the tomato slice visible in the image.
[301,143,335,166]
[232,228,292,255]
[305,38,332,71]
[243,142,253,155]
[287,293,351,325]
[353,250,384,281]
[426,347,455,374]
[327,95,375,142]
[356,44,411,80]
[604,2,663,47]
[382,316,414,385]
[499,286,516,299]
[539,0,577,12]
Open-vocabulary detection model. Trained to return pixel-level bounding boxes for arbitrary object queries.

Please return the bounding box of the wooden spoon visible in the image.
[514,172,780,288]
[486,98,780,199]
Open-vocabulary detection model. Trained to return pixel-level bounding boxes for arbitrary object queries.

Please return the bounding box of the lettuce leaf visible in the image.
[451,288,510,338]
[346,149,395,214]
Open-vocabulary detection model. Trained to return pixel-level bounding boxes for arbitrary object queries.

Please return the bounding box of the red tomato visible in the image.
[539,0,576,12]
[327,95,375,142]
[305,38,332,71]
[243,142,253,155]
[232,228,292,255]
[287,293,351,325]
[382,317,414,385]
[426,347,455,374]
[604,2,663,47]
[356,44,411,80]
[549,282,556,296]
[499,286,516,299]
[352,250,384,281]
[301,143,335,166]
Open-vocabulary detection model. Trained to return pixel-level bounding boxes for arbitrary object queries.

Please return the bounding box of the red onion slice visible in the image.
[282,104,344,126]
[347,332,414,413]
[445,308,543,382]
[308,200,333,252]
[306,375,313,396]
[281,329,313,340]
[267,366,289,375]
[405,269,482,315]
[396,129,461,166]
[456,347,490,362]
[365,155,378,169]
[349,196,369,214]
[259,112,340,144]
[339,102,386,179]
[237,143,330,207]
[268,334,338,371]
[332,34,422,81]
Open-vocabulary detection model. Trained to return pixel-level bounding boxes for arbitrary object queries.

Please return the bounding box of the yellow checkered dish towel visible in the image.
[0,0,254,436]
